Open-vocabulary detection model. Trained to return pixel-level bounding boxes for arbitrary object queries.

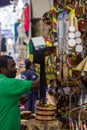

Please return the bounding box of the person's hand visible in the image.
[32,77,40,89]
[19,95,28,105]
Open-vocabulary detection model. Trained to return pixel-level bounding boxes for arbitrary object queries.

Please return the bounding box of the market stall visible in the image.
[20,0,87,130]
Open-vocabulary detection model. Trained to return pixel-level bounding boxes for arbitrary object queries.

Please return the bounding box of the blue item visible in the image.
[14,22,20,41]
[21,68,39,113]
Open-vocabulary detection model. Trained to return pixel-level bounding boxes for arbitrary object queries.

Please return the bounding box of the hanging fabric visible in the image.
[23,4,30,36]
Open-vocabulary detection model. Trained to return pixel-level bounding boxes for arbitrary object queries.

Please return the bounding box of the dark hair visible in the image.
[25,58,32,70]
[1,37,6,43]
[0,55,13,68]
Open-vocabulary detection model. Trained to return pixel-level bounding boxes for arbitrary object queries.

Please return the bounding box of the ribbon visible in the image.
[52,0,58,39]
[66,6,75,26]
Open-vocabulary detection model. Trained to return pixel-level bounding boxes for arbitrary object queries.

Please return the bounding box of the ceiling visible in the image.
[0,0,15,7]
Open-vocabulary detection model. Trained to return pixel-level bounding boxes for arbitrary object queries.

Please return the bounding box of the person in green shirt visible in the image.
[0,55,40,130]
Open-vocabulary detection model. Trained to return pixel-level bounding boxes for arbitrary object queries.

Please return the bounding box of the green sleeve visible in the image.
[4,78,32,99]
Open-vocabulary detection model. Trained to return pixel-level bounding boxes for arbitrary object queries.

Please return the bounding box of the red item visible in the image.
[24,5,30,32]
[78,19,86,32]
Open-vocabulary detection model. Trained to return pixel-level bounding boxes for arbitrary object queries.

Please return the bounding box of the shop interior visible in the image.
[0,0,87,130]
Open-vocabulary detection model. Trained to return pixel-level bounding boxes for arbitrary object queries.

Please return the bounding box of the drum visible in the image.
[75,44,83,53]
[68,32,75,39]
[68,39,76,48]
[75,31,81,38]
[69,25,75,32]
[75,38,82,44]
[66,44,73,55]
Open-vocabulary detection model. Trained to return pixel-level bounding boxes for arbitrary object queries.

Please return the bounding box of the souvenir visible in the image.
[68,32,75,39]
[76,56,87,71]
[83,61,87,72]
[75,31,81,38]
[75,44,83,53]
[69,67,80,80]
[66,44,73,55]
[58,19,65,54]
[78,19,87,32]
[68,39,76,48]
[75,17,81,38]
[69,25,75,32]
[75,38,82,44]
[68,8,76,33]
